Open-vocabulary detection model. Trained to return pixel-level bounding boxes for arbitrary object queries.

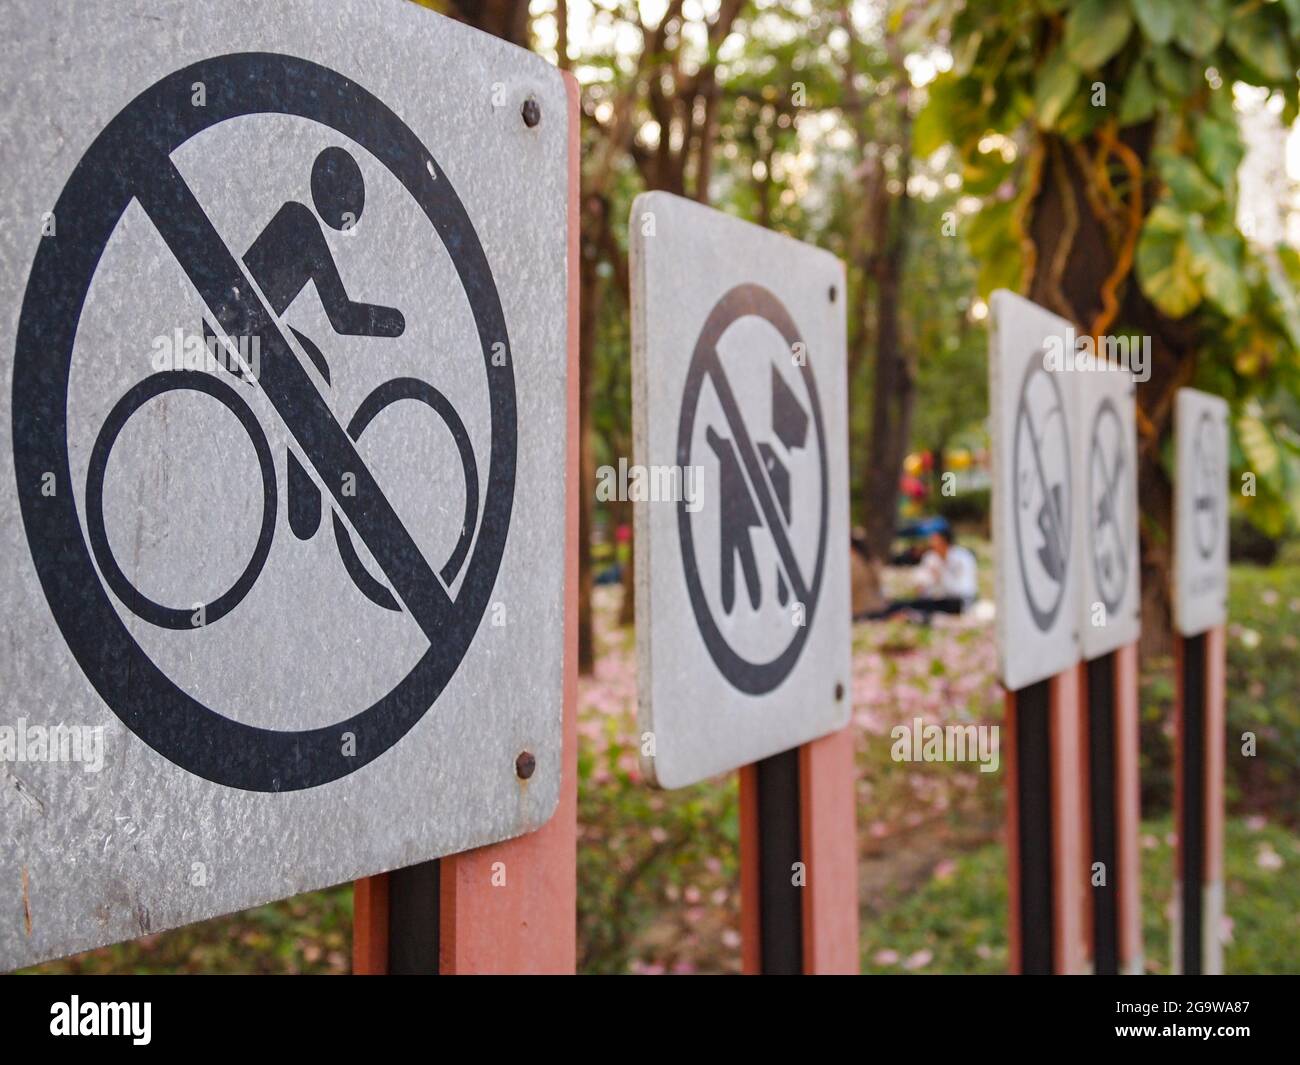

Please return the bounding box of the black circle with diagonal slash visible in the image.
[1012,360,1071,633]
[1088,396,1129,615]
[676,284,828,696]
[12,53,515,792]
[1192,410,1221,561]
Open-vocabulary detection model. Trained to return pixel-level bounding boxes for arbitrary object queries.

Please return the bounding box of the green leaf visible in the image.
[1195,116,1245,188]
[1144,202,1187,235]
[1226,8,1294,83]
[1160,154,1222,213]
[1034,49,1081,129]
[1131,0,1177,45]
[1137,209,1202,317]
[1172,0,1226,58]
[967,200,1023,297]
[961,152,1010,197]
[1150,45,1194,96]
[1119,60,1158,125]
[915,74,979,158]
[1064,0,1134,69]
[1238,410,1281,480]
[1187,226,1248,317]
[950,26,983,78]
[913,100,950,159]
[1265,255,1300,352]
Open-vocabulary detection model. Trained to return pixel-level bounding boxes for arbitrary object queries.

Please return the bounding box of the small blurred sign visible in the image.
[1173,389,1229,636]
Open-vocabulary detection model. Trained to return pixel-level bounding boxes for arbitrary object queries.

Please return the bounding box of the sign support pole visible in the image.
[1005,670,1087,974]
[1113,642,1144,974]
[1173,624,1226,975]
[1078,644,1143,975]
[740,726,859,975]
[352,72,581,976]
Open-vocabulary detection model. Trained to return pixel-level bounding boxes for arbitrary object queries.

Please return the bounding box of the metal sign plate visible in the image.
[1073,367,1141,659]
[1173,388,1229,636]
[1,0,569,968]
[631,192,851,789]
[989,290,1081,691]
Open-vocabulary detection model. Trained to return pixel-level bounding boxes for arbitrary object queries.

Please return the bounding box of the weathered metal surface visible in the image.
[631,191,851,789]
[1,0,569,969]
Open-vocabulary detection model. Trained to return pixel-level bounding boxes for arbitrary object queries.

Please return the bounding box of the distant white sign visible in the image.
[631,192,851,789]
[1073,367,1141,658]
[1174,389,1229,636]
[989,291,1080,691]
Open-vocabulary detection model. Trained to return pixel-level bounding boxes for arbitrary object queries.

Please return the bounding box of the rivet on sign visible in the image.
[829,284,837,303]
[835,682,845,701]
[515,751,536,779]
[522,97,541,128]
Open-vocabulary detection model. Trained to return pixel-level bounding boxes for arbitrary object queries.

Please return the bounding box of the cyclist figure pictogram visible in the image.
[88,146,479,627]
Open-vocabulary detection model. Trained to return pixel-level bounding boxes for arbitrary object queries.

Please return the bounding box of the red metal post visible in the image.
[739,726,859,975]
[1005,670,1088,974]
[1113,642,1143,974]
[1174,624,1226,974]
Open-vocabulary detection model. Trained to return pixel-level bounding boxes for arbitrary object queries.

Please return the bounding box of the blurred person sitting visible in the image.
[858,527,977,623]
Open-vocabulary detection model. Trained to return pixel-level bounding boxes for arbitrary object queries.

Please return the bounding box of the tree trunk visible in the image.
[618,496,635,627]
[1025,127,1194,659]
[861,109,915,572]
[443,0,531,46]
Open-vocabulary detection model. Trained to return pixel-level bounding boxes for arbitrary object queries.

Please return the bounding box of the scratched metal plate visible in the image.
[989,290,1081,691]
[630,192,851,789]
[0,0,568,969]
[1173,388,1229,637]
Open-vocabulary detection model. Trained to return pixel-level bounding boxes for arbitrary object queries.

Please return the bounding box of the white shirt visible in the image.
[919,546,978,602]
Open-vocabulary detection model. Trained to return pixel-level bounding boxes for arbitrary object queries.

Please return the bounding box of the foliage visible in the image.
[25,887,352,975]
[916,0,1300,536]
[576,589,741,973]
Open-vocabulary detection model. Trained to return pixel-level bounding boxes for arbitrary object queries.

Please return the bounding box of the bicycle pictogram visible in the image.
[84,145,479,627]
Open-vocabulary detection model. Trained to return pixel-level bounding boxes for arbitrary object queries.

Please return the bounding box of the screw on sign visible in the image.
[675,283,829,696]
[1012,359,1072,633]
[12,53,515,792]
[1192,409,1224,561]
[1088,396,1131,616]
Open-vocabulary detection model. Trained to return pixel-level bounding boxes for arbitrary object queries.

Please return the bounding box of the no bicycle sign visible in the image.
[1,0,569,968]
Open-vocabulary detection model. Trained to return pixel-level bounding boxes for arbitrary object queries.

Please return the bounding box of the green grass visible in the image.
[860,818,1300,974]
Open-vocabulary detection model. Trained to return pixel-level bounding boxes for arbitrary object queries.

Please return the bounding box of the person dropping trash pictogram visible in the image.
[708,364,809,614]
